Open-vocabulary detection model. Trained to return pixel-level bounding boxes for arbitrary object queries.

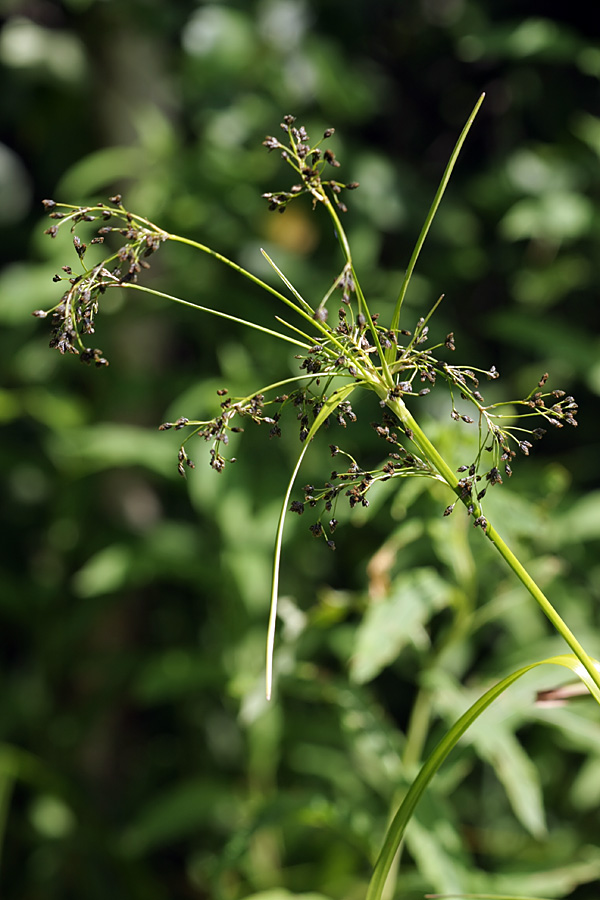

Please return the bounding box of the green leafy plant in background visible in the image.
[32,96,600,900]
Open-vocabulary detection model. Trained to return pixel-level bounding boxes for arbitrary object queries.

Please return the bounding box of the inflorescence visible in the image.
[35,117,578,547]
[33,196,167,364]
[261,115,359,216]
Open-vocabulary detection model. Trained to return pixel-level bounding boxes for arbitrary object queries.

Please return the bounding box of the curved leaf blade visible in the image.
[386,93,485,363]
[367,653,600,900]
[266,381,358,699]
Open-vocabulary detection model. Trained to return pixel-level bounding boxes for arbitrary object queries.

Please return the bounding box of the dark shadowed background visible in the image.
[2,2,600,898]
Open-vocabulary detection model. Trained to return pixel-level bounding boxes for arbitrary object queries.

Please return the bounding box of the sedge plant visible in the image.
[34,95,600,900]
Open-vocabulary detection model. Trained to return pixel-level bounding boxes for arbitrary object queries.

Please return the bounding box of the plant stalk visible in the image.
[380,391,600,695]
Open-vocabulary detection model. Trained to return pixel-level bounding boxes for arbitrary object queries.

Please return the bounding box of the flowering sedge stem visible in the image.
[320,195,393,387]
[381,390,600,696]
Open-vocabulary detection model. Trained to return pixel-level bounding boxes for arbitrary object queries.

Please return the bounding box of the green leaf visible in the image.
[405,817,470,896]
[56,146,145,197]
[387,93,485,360]
[431,674,546,838]
[0,263,60,325]
[119,778,238,856]
[132,649,218,704]
[548,490,600,544]
[266,381,358,700]
[350,568,452,684]
[260,248,315,314]
[46,423,174,475]
[366,654,600,900]
[472,728,546,838]
[123,282,309,349]
[499,191,592,242]
[72,543,133,598]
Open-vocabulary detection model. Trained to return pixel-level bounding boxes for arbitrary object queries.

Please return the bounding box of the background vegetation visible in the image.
[2,1,600,898]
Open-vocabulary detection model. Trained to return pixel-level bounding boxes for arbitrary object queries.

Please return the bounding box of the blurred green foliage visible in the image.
[2,1,600,898]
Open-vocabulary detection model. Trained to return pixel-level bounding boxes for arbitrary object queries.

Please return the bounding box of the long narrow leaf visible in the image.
[260,248,315,314]
[259,249,364,364]
[266,381,358,699]
[367,653,600,900]
[386,93,485,364]
[274,316,315,343]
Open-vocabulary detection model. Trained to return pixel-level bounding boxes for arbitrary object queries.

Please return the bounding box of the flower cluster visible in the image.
[289,436,437,548]
[160,384,368,480]
[34,196,167,364]
[34,116,579,548]
[431,368,578,529]
[261,115,359,215]
[449,370,577,485]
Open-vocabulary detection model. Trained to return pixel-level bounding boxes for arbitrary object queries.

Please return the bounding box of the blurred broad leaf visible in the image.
[120,778,239,856]
[351,568,451,684]
[45,424,175,474]
[500,192,593,242]
[238,893,334,900]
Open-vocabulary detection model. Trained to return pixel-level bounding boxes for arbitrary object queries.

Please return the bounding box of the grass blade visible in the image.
[266,381,358,700]
[367,653,600,900]
[260,248,315,314]
[386,93,485,363]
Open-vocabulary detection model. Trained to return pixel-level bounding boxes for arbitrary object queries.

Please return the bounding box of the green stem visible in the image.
[402,687,434,772]
[319,196,393,386]
[166,234,309,315]
[381,391,600,696]
[120,283,310,348]
[165,233,361,365]
[320,193,353,263]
